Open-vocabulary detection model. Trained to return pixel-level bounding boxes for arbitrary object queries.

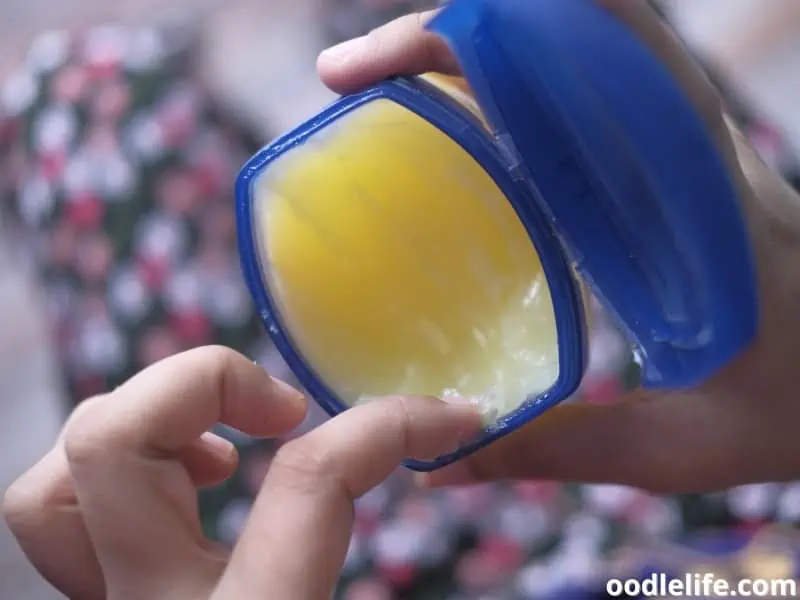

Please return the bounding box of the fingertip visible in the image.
[198,431,238,463]
[211,353,307,438]
[271,395,483,499]
[315,53,338,90]
[267,376,307,408]
[265,377,308,426]
[183,432,240,488]
[317,36,366,69]
[145,347,309,440]
[317,36,370,93]
[398,397,483,461]
[317,10,459,95]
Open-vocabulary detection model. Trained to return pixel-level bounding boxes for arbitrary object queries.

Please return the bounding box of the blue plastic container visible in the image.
[236,0,757,471]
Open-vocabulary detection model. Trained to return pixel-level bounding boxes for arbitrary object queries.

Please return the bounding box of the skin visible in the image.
[4,3,800,599]
[3,346,482,600]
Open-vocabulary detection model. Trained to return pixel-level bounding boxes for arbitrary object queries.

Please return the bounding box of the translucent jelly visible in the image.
[252,99,559,421]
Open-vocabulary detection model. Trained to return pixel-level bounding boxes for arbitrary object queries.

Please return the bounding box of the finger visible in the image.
[216,396,482,600]
[421,380,788,493]
[318,10,459,94]
[180,432,239,489]
[3,448,103,600]
[3,409,246,600]
[63,346,306,597]
[315,3,713,104]
[76,346,307,454]
[420,399,658,489]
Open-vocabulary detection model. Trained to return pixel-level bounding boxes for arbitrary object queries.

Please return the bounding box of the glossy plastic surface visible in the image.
[236,0,759,471]
[429,0,758,388]
[236,77,588,471]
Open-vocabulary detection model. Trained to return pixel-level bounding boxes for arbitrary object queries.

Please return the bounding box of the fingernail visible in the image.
[443,396,498,428]
[442,397,484,437]
[440,395,477,406]
[319,36,368,64]
[440,401,483,452]
[200,432,237,461]
[269,377,306,405]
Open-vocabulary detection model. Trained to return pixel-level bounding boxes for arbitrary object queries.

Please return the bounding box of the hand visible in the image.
[318,2,800,493]
[3,346,481,600]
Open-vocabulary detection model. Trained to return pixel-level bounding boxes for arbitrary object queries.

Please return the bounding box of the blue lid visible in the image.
[428,0,758,388]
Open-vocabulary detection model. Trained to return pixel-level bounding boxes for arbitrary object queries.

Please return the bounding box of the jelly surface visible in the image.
[254,98,559,420]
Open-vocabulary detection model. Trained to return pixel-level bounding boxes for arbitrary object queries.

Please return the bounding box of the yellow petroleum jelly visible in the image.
[253,98,559,421]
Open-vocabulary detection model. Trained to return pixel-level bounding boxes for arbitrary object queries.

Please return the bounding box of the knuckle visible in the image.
[270,441,342,496]
[364,26,386,57]
[191,344,242,366]
[62,396,112,468]
[380,395,437,449]
[2,469,55,535]
[64,394,103,427]
[382,396,414,443]
[189,345,243,400]
[2,479,32,531]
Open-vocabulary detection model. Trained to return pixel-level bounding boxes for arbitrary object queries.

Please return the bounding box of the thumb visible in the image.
[420,380,797,494]
[215,396,482,600]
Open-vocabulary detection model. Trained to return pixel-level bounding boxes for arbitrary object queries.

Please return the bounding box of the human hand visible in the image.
[3,346,481,600]
[317,1,800,493]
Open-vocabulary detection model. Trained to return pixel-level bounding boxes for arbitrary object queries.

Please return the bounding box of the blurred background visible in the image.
[1,1,800,599]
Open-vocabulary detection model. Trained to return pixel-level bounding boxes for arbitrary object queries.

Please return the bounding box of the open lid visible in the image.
[428,0,758,389]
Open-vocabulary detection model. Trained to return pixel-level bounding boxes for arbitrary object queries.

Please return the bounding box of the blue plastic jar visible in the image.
[235,0,757,471]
